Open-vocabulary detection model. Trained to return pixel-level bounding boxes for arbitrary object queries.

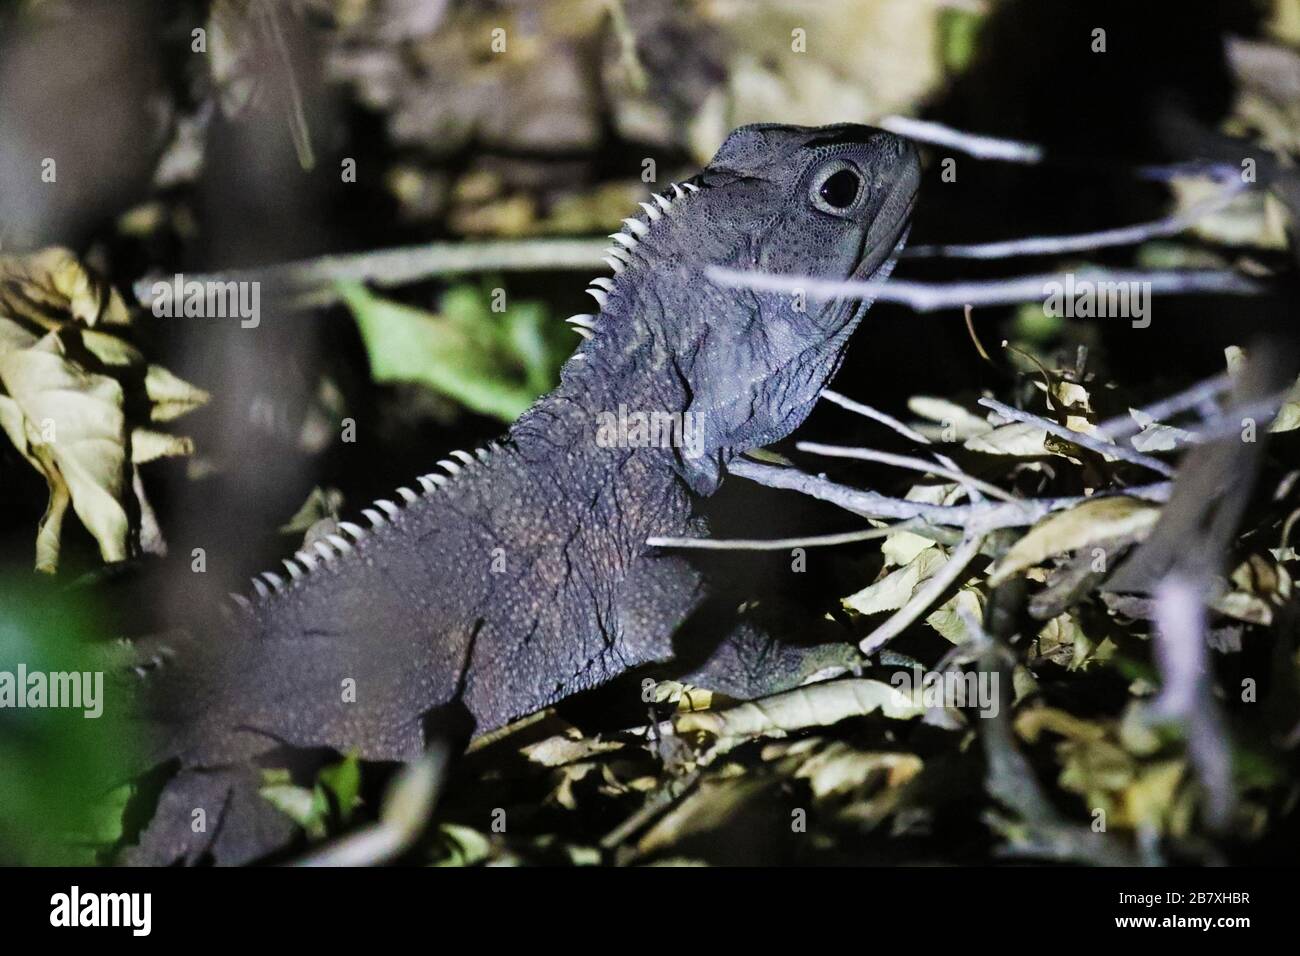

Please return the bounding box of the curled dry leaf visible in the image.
[963,420,1050,457]
[1016,706,1193,835]
[522,731,624,768]
[907,395,993,441]
[673,678,923,749]
[766,738,924,802]
[0,248,208,571]
[987,495,1162,587]
[843,546,950,615]
[0,247,131,330]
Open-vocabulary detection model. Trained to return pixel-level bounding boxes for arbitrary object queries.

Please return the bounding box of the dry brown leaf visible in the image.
[988,496,1161,586]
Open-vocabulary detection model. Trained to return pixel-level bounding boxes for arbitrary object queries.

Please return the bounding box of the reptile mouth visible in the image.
[851,148,921,281]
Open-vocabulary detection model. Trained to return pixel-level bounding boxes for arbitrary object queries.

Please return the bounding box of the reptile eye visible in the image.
[818,169,860,209]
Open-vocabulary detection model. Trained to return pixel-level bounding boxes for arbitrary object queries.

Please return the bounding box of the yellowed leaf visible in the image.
[843,547,948,615]
[964,421,1049,456]
[988,496,1161,586]
[0,332,129,564]
[131,428,196,464]
[674,678,924,744]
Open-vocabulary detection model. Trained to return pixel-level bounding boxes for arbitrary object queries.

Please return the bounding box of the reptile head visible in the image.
[616,123,921,493]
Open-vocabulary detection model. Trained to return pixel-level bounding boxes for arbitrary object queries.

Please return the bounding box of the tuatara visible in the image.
[121,123,921,864]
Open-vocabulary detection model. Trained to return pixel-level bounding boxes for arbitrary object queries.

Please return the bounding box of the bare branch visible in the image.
[902,181,1248,260]
[1152,575,1234,831]
[728,458,1171,531]
[706,265,1264,312]
[878,115,1237,183]
[796,441,1020,503]
[977,396,1177,477]
[728,458,1170,526]
[1094,372,1234,441]
[821,388,931,445]
[819,388,988,504]
[859,534,986,655]
[647,520,943,552]
[879,116,1045,163]
[134,238,612,308]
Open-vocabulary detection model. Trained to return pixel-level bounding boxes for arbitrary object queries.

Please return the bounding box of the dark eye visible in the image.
[818,169,860,209]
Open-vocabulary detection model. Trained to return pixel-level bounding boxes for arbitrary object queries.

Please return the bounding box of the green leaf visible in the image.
[317,752,363,825]
[340,280,565,423]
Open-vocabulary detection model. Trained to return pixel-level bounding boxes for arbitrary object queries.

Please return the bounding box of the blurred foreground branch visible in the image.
[134,238,611,308]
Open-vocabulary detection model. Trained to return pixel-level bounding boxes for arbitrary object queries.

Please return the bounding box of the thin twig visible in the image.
[796,441,1020,503]
[1094,372,1234,441]
[728,458,1171,531]
[964,303,995,363]
[977,396,1177,477]
[902,181,1248,260]
[1175,390,1292,444]
[1152,575,1234,831]
[859,534,986,655]
[879,116,1045,163]
[818,388,987,504]
[878,116,1237,183]
[821,389,931,445]
[706,265,1264,312]
[133,238,612,307]
[647,520,945,552]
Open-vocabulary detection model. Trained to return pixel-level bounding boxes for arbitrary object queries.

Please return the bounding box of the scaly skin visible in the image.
[123,123,920,864]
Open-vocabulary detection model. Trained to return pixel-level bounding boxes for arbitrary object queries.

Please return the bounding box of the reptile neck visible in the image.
[504,308,699,547]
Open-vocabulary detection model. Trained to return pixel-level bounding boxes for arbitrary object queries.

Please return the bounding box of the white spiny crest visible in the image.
[589,277,614,292]
[639,201,662,222]
[243,438,490,603]
[338,521,366,540]
[609,232,637,250]
[437,458,462,476]
[602,255,626,274]
[622,217,648,237]
[567,314,597,330]
[585,287,608,309]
